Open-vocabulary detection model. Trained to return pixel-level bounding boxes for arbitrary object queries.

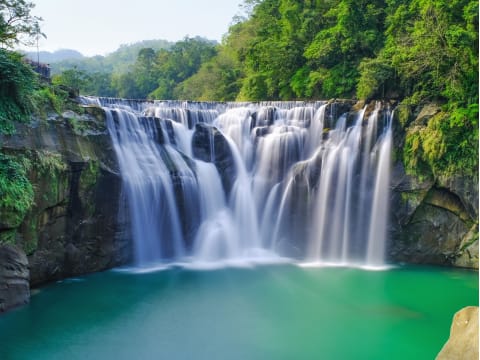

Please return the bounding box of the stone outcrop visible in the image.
[388,103,478,268]
[0,245,29,312]
[389,164,477,266]
[436,306,479,360]
[0,105,131,289]
[191,122,237,195]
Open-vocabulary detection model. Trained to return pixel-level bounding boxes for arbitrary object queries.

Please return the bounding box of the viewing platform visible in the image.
[24,59,51,81]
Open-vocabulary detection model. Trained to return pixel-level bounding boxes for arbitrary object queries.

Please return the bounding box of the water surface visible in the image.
[0,265,477,360]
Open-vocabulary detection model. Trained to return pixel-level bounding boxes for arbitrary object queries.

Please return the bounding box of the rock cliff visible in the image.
[388,104,478,268]
[0,105,131,311]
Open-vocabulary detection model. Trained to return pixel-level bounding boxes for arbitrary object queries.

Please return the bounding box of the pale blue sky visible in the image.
[28,0,243,56]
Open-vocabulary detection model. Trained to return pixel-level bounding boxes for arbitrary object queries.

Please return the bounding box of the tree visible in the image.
[0,0,44,48]
[52,67,90,95]
[173,51,241,101]
[133,48,157,97]
[0,48,36,132]
[83,72,115,97]
[304,0,386,98]
[149,37,217,99]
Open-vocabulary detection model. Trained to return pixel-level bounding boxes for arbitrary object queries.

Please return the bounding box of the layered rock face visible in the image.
[0,245,29,312]
[388,105,478,268]
[0,105,131,304]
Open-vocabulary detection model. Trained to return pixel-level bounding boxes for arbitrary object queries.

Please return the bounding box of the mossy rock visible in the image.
[412,103,440,126]
[454,224,479,269]
[395,104,412,128]
[0,229,17,245]
[0,209,26,230]
[82,105,106,123]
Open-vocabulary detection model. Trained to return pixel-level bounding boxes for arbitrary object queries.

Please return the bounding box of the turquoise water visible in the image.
[0,265,477,360]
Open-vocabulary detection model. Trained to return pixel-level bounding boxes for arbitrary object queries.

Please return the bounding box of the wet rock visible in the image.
[251,106,276,128]
[0,245,29,312]
[192,123,236,195]
[324,100,356,128]
[454,225,479,269]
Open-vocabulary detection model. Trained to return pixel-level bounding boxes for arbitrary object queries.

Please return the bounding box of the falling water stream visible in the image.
[82,97,393,268]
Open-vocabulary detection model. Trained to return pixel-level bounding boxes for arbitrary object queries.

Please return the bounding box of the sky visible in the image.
[26,0,243,56]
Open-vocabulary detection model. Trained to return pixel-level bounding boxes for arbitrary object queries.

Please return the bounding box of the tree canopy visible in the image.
[0,0,43,47]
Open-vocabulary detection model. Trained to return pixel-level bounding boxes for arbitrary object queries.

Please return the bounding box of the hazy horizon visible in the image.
[24,0,243,56]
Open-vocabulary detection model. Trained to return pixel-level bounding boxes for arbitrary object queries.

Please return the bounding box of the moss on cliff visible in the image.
[0,153,34,230]
[402,103,478,180]
[0,149,71,254]
[78,160,100,217]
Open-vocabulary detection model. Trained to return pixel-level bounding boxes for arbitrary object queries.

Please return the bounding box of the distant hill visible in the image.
[23,49,84,63]
[49,39,174,75]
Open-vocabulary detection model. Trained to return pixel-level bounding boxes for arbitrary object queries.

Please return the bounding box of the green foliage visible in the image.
[235,0,326,100]
[32,85,68,117]
[238,73,269,101]
[35,150,67,175]
[0,0,44,47]
[0,152,34,217]
[173,50,241,101]
[320,63,359,98]
[387,0,479,178]
[357,56,394,99]
[52,67,90,94]
[148,37,217,99]
[403,104,478,178]
[0,48,37,134]
[290,66,310,98]
[440,104,479,176]
[304,0,387,98]
[383,0,478,105]
[78,37,218,99]
[83,72,115,97]
[50,39,173,75]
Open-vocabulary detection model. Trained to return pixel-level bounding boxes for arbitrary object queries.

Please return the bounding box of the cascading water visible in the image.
[81,97,393,268]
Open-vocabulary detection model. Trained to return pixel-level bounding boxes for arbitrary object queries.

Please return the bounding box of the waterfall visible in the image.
[366,111,393,266]
[86,96,393,268]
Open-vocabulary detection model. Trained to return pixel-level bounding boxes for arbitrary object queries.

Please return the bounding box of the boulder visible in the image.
[192,123,236,195]
[437,306,479,360]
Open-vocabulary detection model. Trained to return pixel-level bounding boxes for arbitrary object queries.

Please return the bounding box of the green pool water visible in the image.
[0,264,477,360]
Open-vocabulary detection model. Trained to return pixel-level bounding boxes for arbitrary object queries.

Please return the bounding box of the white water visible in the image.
[83,97,393,268]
